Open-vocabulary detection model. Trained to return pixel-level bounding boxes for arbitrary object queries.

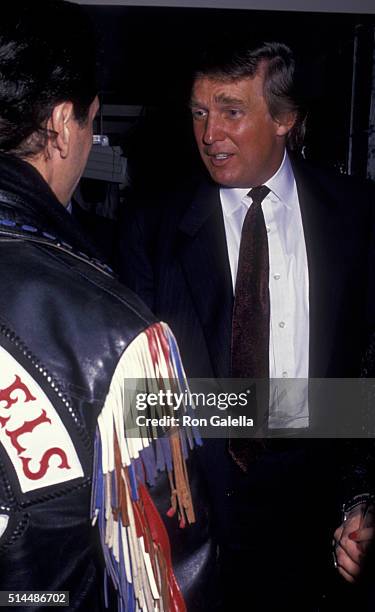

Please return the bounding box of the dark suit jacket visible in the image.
[118,157,375,380]
[116,157,375,609]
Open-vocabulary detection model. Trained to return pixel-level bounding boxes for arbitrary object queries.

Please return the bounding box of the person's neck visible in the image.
[25,155,69,207]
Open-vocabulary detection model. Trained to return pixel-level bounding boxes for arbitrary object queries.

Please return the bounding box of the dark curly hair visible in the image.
[0,0,97,158]
[193,39,307,151]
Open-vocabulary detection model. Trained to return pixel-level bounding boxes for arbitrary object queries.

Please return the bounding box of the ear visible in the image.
[275,112,297,137]
[46,101,74,159]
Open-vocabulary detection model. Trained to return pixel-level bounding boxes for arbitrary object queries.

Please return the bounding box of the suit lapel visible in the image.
[292,159,344,377]
[177,179,233,378]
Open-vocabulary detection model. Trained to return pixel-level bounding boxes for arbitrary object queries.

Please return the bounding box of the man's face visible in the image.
[191,72,293,188]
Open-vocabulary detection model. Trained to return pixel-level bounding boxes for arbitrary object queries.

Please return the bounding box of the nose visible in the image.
[202,116,224,145]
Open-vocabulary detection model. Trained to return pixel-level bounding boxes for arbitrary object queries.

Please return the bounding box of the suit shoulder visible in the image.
[292,157,375,203]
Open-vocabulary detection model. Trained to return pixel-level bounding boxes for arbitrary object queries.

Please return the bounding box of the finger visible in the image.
[337,565,356,584]
[349,527,375,543]
[336,553,362,580]
[336,541,363,568]
[341,514,365,537]
[333,525,344,542]
[337,537,361,557]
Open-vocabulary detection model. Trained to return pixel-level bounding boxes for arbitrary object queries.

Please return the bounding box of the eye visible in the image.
[225,108,243,118]
[191,108,207,121]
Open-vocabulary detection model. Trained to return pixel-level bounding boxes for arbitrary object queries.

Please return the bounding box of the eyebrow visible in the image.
[214,94,246,106]
[189,95,246,108]
[189,99,204,109]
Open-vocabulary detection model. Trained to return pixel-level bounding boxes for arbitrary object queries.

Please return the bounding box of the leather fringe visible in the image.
[91,322,201,611]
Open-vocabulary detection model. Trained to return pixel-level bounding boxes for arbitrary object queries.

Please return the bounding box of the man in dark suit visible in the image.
[117,40,375,610]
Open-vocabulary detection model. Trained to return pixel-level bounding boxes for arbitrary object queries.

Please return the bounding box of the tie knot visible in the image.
[248,185,270,207]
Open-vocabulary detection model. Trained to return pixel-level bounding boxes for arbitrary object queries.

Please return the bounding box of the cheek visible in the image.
[193,124,201,145]
[83,131,93,160]
[228,124,256,152]
[238,127,274,160]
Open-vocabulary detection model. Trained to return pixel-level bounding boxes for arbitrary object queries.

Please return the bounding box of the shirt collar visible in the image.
[220,186,249,218]
[220,150,295,217]
[264,150,294,209]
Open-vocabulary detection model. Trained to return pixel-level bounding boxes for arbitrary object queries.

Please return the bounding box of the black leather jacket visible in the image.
[0,153,216,611]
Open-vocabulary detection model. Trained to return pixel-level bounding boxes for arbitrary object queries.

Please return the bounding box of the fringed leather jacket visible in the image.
[0,153,216,611]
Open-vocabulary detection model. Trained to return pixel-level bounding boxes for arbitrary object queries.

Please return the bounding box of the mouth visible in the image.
[207,152,234,166]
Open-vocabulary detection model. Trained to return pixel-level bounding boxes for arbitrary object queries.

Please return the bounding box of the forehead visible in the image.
[191,74,266,105]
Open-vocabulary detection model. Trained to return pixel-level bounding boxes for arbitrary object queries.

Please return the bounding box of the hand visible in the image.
[333,504,375,583]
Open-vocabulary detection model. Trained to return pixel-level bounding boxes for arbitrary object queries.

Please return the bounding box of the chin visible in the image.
[215,177,245,189]
[208,170,237,188]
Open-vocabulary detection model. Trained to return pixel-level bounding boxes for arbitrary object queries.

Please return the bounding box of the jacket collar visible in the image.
[0,152,99,259]
[178,175,220,237]
[176,176,233,378]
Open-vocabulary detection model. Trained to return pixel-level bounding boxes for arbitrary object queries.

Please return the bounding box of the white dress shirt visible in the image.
[220,152,309,427]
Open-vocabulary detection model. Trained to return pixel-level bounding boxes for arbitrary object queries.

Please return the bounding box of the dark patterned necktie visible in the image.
[229,186,271,471]
[231,185,271,378]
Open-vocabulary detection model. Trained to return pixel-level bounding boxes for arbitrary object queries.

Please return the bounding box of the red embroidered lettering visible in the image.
[0,415,10,428]
[20,448,71,480]
[5,410,51,455]
[0,375,36,410]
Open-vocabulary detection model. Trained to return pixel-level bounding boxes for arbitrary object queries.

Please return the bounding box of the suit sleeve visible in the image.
[339,180,375,504]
